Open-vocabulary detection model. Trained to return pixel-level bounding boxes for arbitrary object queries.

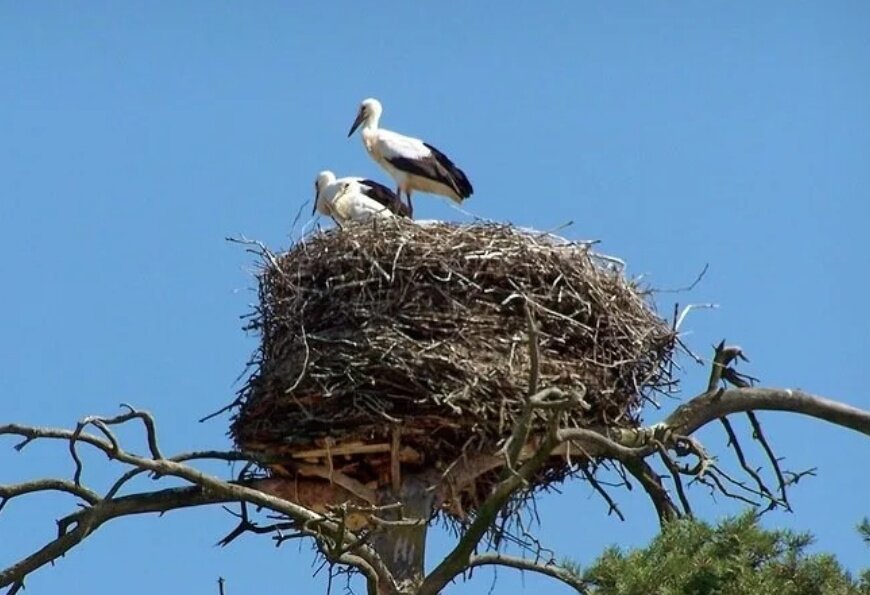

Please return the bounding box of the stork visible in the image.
[312,170,410,226]
[347,98,473,217]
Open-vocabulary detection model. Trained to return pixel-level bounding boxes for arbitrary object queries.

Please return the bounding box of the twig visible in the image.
[696,468,761,507]
[68,406,165,485]
[525,302,540,397]
[580,466,625,521]
[284,323,311,395]
[745,411,791,510]
[216,503,298,547]
[199,398,242,423]
[654,441,692,517]
[674,303,718,332]
[656,263,710,294]
[718,417,777,505]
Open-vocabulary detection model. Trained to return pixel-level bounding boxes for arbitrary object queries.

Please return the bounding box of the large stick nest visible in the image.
[231,221,675,517]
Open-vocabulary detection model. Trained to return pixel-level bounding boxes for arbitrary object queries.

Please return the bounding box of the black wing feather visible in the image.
[386,144,473,200]
[423,143,473,198]
[359,179,411,218]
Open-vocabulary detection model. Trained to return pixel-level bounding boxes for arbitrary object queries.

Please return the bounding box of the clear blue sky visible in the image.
[2,3,868,593]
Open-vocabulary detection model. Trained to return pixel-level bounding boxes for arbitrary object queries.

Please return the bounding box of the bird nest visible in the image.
[231,220,675,519]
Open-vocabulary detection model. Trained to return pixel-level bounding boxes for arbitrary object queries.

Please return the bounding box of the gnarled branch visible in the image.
[0,412,397,595]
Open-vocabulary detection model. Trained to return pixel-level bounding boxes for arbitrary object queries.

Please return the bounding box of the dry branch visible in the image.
[466,553,589,593]
[0,413,396,595]
[663,388,870,438]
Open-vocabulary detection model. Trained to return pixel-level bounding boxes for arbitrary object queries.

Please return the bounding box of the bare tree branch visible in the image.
[663,388,870,438]
[501,304,543,474]
[745,411,791,509]
[466,553,589,593]
[1,485,228,589]
[622,458,680,524]
[654,441,692,517]
[718,417,779,507]
[0,479,100,511]
[0,414,397,595]
[579,465,625,522]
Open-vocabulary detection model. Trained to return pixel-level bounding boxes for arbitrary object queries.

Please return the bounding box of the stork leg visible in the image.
[405,191,415,219]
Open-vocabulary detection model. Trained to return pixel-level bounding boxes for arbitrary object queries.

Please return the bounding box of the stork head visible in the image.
[348,98,382,137]
[312,170,336,215]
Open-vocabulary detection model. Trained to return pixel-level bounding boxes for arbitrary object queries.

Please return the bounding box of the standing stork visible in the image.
[347,98,473,217]
[312,170,410,226]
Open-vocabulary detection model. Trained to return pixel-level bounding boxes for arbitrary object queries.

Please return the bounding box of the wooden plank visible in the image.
[290,442,392,458]
[294,463,378,504]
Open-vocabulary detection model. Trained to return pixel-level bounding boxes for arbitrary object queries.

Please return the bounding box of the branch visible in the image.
[0,413,396,594]
[663,388,870,438]
[579,465,625,521]
[501,304,542,472]
[466,553,589,593]
[555,427,648,460]
[654,441,692,517]
[0,479,100,511]
[552,428,685,524]
[718,417,778,506]
[419,428,562,595]
[745,411,791,509]
[622,458,680,524]
[1,486,226,589]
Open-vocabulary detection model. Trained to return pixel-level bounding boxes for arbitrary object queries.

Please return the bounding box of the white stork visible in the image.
[347,98,473,217]
[312,170,410,226]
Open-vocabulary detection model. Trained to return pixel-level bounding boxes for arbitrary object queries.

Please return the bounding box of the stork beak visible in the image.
[348,109,365,137]
[311,188,319,215]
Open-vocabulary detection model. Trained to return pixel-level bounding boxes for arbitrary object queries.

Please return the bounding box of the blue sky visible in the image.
[1,2,868,593]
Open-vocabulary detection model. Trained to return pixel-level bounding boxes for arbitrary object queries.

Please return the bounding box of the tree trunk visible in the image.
[370,474,435,594]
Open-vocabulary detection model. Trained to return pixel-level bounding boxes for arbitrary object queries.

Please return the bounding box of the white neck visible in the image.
[364,106,381,131]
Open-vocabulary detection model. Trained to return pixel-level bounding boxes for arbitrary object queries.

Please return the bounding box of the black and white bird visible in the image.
[312,170,410,225]
[347,98,473,217]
